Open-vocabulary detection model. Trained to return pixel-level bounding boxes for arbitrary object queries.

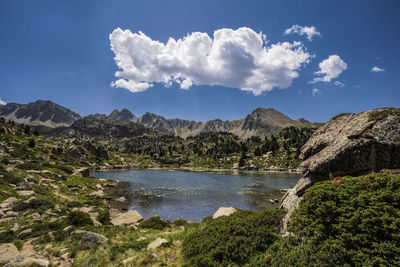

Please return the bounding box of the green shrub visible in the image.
[97,209,111,225]
[182,209,285,267]
[28,138,35,148]
[0,170,24,185]
[13,199,54,212]
[287,170,400,266]
[140,216,170,230]
[16,162,41,170]
[66,201,83,208]
[173,219,188,226]
[67,211,93,227]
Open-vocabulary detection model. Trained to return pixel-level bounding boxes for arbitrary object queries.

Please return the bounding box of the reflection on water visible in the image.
[91,169,299,222]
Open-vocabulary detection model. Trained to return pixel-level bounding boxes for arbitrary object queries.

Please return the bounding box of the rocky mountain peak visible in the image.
[109,108,135,121]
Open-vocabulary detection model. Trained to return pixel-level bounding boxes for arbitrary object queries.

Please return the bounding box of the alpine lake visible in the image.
[91,169,299,222]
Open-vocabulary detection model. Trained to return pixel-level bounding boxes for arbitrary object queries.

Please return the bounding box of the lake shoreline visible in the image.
[92,165,302,175]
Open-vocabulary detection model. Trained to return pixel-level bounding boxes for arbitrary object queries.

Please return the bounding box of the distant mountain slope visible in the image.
[41,117,156,140]
[0,100,81,127]
[0,100,320,138]
[134,108,319,138]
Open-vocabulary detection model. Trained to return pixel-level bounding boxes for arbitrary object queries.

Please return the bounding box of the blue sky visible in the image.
[0,0,399,122]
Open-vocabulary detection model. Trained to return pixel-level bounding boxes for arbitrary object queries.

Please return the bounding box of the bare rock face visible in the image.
[280,108,400,233]
[299,108,400,179]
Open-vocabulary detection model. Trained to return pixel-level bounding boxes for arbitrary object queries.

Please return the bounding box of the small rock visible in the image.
[60,252,69,260]
[79,231,108,246]
[212,207,236,219]
[11,223,19,232]
[63,226,73,232]
[89,190,104,198]
[147,238,169,251]
[16,191,34,196]
[17,229,32,239]
[122,256,136,265]
[137,237,147,241]
[30,212,41,219]
[71,230,88,235]
[115,196,126,202]
[268,199,275,204]
[0,243,19,265]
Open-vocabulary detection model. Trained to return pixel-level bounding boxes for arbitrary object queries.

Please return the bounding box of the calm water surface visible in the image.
[91,169,299,222]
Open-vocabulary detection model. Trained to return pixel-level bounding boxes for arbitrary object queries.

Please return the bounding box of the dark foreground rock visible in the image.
[281,108,400,233]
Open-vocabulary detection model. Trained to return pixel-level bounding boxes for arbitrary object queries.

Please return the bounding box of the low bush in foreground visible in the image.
[67,211,93,227]
[283,169,400,266]
[182,209,285,267]
[140,216,170,230]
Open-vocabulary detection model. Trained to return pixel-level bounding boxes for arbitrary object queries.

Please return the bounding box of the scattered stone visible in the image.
[147,238,169,251]
[137,237,147,241]
[0,243,19,265]
[4,211,19,218]
[60,253,69,260]
[0,197,18,208]
[71,230,88,235]
[16,191,34,196]
[111,210,143,226]
[173,240,182,246]
[122,256,136,265]
[4,252,49,267]
[79,231,108,246]
[11,223,19,233]
[89,190,104,198]
[74,168,90,177]
[17,229,32,239]
[115,196,126,202]
[63,226,73,232]
[268,199,275,204]
[30,213,41,219]
[212,207,237,219]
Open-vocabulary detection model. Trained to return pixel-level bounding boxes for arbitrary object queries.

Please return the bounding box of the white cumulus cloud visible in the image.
[0,98,6,105]
[371,66,385,72]
[312,88,321,96]
[310,55,347,83]
[109,27,311,95]
[284,25,321,41]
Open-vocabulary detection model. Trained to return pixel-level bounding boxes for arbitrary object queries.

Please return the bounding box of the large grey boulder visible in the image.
[111,210,143,226]
[79,231,108,246]
[4,253,49,267]
[0,243,19,265]
[280,108,400,233]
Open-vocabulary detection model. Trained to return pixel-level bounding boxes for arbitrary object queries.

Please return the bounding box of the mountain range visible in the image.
[0,100,321,138]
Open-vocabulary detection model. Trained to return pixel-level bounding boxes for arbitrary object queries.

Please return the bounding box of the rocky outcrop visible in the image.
[280,108,400,233]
